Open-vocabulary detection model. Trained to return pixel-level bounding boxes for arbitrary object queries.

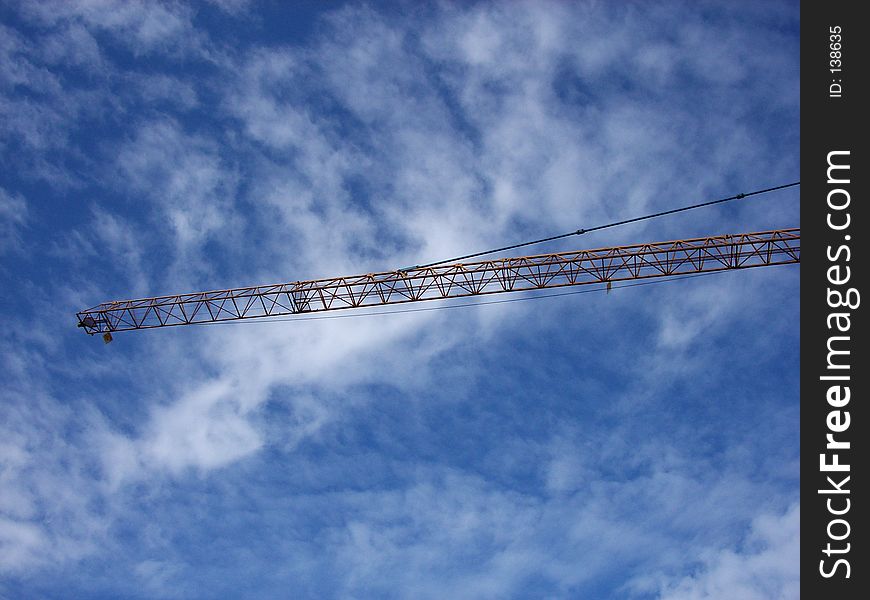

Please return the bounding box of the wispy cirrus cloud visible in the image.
[0,187,27,254]
[0,1,799,596]
[654,503,800,600]
[17,0,200,57]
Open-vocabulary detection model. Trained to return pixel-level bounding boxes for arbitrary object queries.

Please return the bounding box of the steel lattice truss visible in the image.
[76,228,800,335]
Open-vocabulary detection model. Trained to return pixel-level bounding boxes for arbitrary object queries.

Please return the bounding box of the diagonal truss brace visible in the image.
[76,228,800,335]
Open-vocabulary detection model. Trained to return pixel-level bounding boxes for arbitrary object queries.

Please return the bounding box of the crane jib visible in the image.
[76,228,800,336]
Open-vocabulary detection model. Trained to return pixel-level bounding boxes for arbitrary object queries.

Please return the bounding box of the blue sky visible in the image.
[1,1,800,598]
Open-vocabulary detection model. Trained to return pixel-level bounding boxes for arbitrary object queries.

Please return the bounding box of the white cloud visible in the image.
[112,118,242,285]
[87,209,151,298]
[75,0,796,519]
[0,26,68,154]
[0,187,28,254]
[127,72,199,111]
[0,1,799,593]
[0,387,107,575]
[134,559,184,598]
[655,503,799,600]
[0,517,47,573]
[19,0,201,57]
[142,380,263,474]
[314,436,794,598]
[40,22,104,68]
[96,308,461,481]
[655,274,745,350]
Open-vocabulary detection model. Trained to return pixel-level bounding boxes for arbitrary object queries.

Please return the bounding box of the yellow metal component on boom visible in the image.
[76,228,799,336]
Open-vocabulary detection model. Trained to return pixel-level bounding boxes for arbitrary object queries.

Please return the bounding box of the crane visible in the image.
[76,227,799,341]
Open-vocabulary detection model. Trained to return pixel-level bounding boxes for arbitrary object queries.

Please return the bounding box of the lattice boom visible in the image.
[76,228,800,334]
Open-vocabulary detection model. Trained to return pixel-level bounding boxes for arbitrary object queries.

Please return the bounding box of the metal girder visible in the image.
[76,228,800,335]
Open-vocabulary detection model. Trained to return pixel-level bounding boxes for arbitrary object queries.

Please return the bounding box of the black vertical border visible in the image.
[802,2,866,597]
